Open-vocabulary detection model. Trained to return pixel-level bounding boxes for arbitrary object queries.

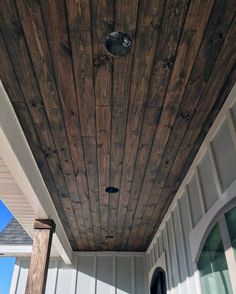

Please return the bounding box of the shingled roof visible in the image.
[0,218,32,245]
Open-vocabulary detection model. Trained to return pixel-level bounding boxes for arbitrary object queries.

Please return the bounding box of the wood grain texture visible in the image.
[0,0,82,248]
[114,0,167,249]
[137,9,236,250]
[109,0,139,250]
[26,219,55,294]
[121,0,189,250]
[66,0,98,249]
[90,0,114,249]
[128,0,215,248]
[0,0,235,251]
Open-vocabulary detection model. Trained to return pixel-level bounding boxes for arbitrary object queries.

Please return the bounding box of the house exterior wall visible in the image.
[10,253,148,294]
[147,83,236,294]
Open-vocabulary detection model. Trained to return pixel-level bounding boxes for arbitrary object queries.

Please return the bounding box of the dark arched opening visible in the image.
[150,267,167,294]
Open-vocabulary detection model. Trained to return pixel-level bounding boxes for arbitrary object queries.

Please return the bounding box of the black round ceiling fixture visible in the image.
[105,235,114,239]
[105,32,132,56]
[105,186,119,193]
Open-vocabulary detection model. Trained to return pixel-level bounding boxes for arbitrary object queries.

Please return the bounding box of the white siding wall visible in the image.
[10,253,147,294]
[147,84,236,294]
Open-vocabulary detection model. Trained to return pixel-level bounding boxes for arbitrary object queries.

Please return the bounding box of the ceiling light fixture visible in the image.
[105,235,114,239]
[105,186,119,193]
[105,31,132,56]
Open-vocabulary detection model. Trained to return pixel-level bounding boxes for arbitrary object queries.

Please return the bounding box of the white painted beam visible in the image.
[0,245,32,256]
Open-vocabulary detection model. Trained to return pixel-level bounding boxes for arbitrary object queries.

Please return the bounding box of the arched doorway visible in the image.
[150,267,167,294]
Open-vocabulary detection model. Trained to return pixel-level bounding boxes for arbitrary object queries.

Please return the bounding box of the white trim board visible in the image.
[75,251,146,257]
[0,81,72,264]
[189,179,236,263]
[148,252,167,285]
[147,82,236,254]
[0,245,32,256]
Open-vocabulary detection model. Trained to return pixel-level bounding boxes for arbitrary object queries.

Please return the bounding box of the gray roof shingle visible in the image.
[0,218,32,245]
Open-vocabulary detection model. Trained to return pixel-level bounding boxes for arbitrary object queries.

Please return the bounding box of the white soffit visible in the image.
[0,81,72,264]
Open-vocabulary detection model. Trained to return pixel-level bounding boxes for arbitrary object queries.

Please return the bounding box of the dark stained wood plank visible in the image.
[114,0,167,249]
[66,0,96,137]
[90,0,114,249]
[92,1,113,249]
[121,0,189,250]
[137,14,236,250]
[16,0,91,248]
[108,0,139,250]
[135,0,236,249]
[127,0,215,248]
[83,136,101,248]
[96,105,111,249]
[144,61,236,249]
[20,108,77,249]
[0,0,83,248]
[166,14,236,195]
[66,0,98,249]
[26,219,55,294]
[155,0,236,189]
[0,34,76,248]
[38,0,95,248]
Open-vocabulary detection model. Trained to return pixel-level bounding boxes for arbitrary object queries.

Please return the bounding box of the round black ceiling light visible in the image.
[105,32,132,56]
[105,235,114,239]
[105,186,119,193]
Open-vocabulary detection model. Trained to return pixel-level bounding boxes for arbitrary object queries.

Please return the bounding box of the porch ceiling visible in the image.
[0,0,236,251]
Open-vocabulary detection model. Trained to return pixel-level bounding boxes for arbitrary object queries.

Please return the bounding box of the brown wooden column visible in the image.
[26,219,56,294]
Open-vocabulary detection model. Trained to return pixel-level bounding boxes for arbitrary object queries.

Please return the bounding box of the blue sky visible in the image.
[0,200,15,294]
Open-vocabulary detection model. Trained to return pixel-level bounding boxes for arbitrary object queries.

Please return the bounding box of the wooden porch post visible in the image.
[26,219,56,294]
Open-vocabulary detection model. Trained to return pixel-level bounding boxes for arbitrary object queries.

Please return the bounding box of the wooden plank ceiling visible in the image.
[0,0,236,251]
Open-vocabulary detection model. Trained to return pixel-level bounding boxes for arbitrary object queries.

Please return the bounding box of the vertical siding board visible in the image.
[187,175,203,226]
[134,256,146,294]
[195,167,206,215]
[226,110,236,153]
[147,254,150,270]
[45,260,59,294]
[185,188,193,231]
[76,256,95,294]
[149,253,152,270]
[93,255,97,294]
[149,250,152,269]
[173,206,189,294]
[170,214,180,276]
[159,232,164,256]
[180,191,200,293]
[10,259,21,294]
[154,240,159,260]
[198,151,219,210]
[167,217,179,292]
[173,208,186,280]
[56,262,77,294]
[208,143,222,196]
[230,101,236,126]
[179,191,193,275]
[96,256,114,294]
[163,225,173,291]
[16,259,29,294]
[116,257,131,294]
[212,120,236,191]
[151,247,156,265]
[12,255,147,294]
[131,256,135,294]
[113,256,116,294]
